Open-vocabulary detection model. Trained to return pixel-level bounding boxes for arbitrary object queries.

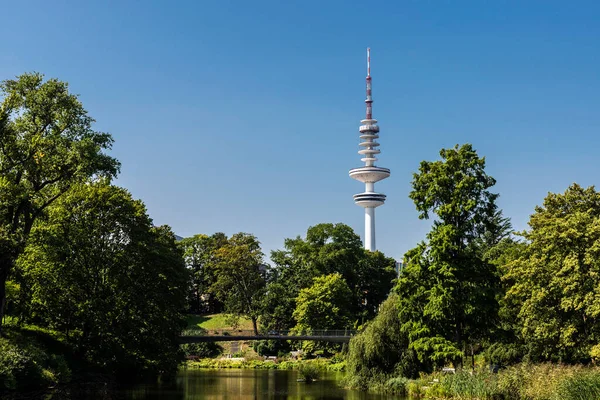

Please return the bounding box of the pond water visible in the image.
[39,369,406,399]
[124,369,405,400]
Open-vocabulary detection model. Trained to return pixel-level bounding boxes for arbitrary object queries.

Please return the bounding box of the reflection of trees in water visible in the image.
[4,370,401,400]
[4,379,119,400]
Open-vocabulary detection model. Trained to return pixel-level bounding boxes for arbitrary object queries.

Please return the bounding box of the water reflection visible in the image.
[125,369,404,400]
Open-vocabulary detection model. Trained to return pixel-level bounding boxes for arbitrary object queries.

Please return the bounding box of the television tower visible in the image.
[349,48,390,251]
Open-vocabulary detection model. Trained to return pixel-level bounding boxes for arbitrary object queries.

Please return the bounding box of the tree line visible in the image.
[179,222,397,354]
[348,144,600,387]
[5,71,594,388]
[0,72,398,380]
[0,73,187,378]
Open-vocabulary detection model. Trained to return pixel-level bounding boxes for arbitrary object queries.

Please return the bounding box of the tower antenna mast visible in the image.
[348,48,391,251]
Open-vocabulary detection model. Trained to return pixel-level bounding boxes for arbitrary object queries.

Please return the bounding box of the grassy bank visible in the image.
[186,314,254,332]
[346,363,600,400]
[0,323,76,392]
[185,358,346,372]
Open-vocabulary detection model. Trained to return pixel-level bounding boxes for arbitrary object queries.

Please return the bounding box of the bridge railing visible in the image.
[181,329,357,337]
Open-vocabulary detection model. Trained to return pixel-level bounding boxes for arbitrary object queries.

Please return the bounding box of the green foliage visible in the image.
[253,339,291,357]
[178,233,226,314]
[0,340,41,390]
[186,313,254,331]
[556,370,600,400]
[397,144,505,367]
[437,370,499,399]
[346,293,420,389]
[293,273,353,330]
[504,184,600,363]
[17,181,187,376]
[298,363,320,382]
[186,357,343,371]
[383,376,409,395]
[267,223,396,328]
[293,273,353,354]
[212,233,266,334]
[485,342,524,366]
[260,282,297,332]
[0,72,120,330]
[397,363,600,400]
[181,342,222,359]
[0,325,72,392]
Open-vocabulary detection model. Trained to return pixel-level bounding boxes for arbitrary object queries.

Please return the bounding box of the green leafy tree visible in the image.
[293,273,353,331]
[0,73,119,331]
[178,233,227,314]
[18,181,187,375]
[505,184,600,362]
[397,144,505,368]
[212,233,266,335]
[346,293,420,389]
[260,282,296,332]
[268,223,396,327]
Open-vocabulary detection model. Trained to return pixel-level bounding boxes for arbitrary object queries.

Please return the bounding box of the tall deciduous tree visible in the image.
[0,73,119,331]
[18,181,187,375]
[505,184,600,362]
[212,233,266,335]
[397,144,505,368]
[178,233,227,314]
[293,273,353,354]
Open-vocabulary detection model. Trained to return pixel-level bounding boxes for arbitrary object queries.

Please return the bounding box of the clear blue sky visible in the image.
[2,1,599,262]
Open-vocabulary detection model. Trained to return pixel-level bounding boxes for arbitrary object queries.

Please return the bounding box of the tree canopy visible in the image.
[18,180,188,375]
[268,223,396,325]
[504,183,600,363]
[0,72,191,381]
[0,72,119,331]
[396,144,506,368]
[212,233,266,335]
[292,273,353,354]
[178,233,227,314]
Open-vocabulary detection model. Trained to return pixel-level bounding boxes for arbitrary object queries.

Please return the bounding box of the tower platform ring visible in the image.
[349,166,391,183]
[353,192,386,208]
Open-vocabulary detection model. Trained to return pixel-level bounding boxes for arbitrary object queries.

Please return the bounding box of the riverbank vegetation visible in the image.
[351,364,600,400]
[185,357,346,372]
[344,144,600,398]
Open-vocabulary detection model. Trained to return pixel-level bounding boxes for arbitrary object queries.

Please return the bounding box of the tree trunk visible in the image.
[0,256,13,336]
[251,317,258,336]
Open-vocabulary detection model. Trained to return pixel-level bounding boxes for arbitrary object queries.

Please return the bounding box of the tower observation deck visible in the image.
[349,48,390,251]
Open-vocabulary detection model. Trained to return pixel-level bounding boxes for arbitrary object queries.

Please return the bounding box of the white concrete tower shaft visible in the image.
[348,48,390,251]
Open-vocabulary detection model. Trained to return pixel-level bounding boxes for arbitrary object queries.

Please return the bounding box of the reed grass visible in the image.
[403,363,600,400]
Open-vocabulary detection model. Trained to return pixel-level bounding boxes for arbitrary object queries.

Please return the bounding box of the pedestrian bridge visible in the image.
[179,329,357,343]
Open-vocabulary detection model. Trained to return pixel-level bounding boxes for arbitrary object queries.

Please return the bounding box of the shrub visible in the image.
[439,369,499,399]
[181,342,222,359]
[345,293,420,390]
[485,342,524,367]
[0,340,44,390]
[298,363,320,382]
[406,380,425,397]
[556,369,600,400]
[384,376,409,395]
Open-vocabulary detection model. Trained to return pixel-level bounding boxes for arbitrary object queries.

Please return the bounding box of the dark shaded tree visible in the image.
[178,233,226,314]
[18,181,187,375]
[212,233,266,335]
[0,73,119,332]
